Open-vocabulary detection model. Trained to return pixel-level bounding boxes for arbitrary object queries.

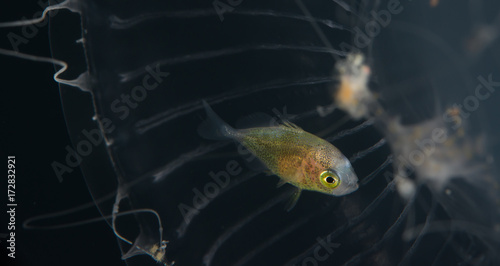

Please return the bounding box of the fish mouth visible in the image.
[343,172,359,194]
[345,182,359,194]
[332,181,358,196]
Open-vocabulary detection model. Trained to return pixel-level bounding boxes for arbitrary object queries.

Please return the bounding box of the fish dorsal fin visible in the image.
[280,120,302,130]
[285,188,302,211]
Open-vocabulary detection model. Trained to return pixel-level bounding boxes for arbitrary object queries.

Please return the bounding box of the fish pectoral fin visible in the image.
[285,188,302,212]
[276,179,287,188]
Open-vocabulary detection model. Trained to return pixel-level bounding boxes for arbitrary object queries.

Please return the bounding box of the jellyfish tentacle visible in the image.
[326,118,375,142]
[233,215,313,266]
[0,0,71,28]
[349,138,387,163]
[110,9,350,32]
[135,76,334,134]
[202,193,289,266]
[399,200,437,265]
[286,180,396,265]
[175,171,257,238]
[342,188,417,265]
[120,44,346,83]
[0,48,89,90]
[359,155,393,186]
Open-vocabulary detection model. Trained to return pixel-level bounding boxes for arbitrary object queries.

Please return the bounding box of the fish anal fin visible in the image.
[263,170,274,176]
[285,188,302,212]
[276,178,287,188]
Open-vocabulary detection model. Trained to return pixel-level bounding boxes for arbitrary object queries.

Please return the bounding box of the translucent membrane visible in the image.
[2,0,499,265]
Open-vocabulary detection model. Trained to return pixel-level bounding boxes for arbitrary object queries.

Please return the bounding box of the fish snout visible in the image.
[333,168,359,196]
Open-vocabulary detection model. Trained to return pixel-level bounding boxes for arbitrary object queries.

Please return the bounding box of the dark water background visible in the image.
[2,0,500,265]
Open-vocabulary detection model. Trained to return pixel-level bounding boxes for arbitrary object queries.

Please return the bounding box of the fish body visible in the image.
[199,101,358,207]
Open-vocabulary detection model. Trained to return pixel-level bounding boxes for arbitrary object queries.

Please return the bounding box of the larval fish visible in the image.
[199,101,359,209]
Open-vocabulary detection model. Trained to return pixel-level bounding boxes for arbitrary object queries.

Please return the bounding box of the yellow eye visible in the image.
[320,170,340,189]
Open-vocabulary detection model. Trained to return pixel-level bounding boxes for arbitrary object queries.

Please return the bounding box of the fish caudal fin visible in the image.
[198,100,236,140]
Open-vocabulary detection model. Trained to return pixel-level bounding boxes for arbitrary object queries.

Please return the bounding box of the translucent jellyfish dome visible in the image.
[2,0,500,265]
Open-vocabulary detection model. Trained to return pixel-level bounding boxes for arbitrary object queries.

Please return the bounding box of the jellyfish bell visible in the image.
[1,1,173,265]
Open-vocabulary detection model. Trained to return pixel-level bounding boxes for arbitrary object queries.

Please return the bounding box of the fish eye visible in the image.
[320,170,340,189]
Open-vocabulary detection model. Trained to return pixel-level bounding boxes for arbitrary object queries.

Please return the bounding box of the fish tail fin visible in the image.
[198,100,236,140]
